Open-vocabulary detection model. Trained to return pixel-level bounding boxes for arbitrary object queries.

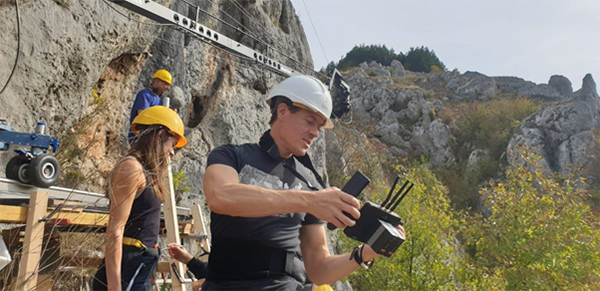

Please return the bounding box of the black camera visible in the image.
[328,69,351,118]
[334,173,414,257]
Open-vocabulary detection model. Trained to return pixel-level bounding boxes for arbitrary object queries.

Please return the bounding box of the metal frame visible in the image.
[110,0,296,77]
[0,131,58,153]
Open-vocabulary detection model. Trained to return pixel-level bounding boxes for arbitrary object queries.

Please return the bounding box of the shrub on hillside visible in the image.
[460,148,600,289]
[328,124,600,290]
[438,97,539,209]
[339,163,463,290]
[441,97,538,163]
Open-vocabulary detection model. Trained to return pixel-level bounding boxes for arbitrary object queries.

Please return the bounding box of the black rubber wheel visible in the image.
[16,162,31,184]
[29,155,61,188]
[5,155,25,180]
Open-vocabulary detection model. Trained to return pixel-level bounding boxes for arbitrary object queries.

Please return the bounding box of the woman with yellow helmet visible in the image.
[93,106,187,291]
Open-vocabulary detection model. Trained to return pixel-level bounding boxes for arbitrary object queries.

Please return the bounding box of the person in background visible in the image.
[128,69,172,144]
[93,106,187,291]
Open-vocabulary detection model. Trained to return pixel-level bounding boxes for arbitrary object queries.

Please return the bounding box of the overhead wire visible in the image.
[300,0,329,65]
[183,0,265,46]
[216,0,326,78]
[227,0,253,20]
[194,0,266,46]
[0,0,20,96]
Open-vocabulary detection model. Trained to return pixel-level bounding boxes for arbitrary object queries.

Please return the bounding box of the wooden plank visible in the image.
[159,222,194,236]
[16,191,49,291]
[0,186,193,217]
[191,204,211,255]
[164,160,186,291]
[36,274,53,291]
[0,205,109,227]
[48,198,86,207]
[59,256,103,269]
[180,223,193,235]
[156,261,171,273]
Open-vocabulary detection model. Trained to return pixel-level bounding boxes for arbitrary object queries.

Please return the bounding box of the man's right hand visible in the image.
[310,187,361,229]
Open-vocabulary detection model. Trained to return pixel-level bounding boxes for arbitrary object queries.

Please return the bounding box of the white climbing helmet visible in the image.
[266,75,334,129]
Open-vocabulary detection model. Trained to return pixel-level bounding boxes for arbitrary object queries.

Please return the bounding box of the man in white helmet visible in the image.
[202,75,405,290]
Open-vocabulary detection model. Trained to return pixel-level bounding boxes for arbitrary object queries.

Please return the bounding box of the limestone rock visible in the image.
[508,74,600,181]
[367,61,391,78]
[548,75,573,97]
[573,73,600,103]
[493,76,566,101]
[390,59,406,77]
[442,71,496,101]
[346,67,454,167]
[518,83,563,100]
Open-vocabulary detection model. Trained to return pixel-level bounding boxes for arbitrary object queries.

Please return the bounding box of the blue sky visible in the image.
[290,0,600,90]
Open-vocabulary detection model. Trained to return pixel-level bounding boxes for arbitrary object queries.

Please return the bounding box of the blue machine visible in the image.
[0,119,61,188]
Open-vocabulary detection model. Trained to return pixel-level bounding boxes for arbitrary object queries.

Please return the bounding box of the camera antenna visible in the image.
[380,176,399,208]
[384,180,409,210]
[389,183,414,212]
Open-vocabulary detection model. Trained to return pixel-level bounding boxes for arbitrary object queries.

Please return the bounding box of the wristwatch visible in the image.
[350,244,375,270]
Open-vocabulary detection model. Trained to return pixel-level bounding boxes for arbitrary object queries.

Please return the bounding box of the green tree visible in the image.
[337,44,404,70]
[461,148,600,289]
[403,46,446,73]
[340,163,465,290]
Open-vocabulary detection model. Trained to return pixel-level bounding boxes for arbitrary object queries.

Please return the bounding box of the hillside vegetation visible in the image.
[328,122,600,290]
[325,44,600,289]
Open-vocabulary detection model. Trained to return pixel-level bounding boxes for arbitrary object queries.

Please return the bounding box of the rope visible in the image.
[0,0,20,96]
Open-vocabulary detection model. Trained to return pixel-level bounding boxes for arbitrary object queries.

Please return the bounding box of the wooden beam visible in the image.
[191,204,211,256]
[0,204,108,227]
[16,191,49,291]
[36,274,53,291]
[156,261,171,273]
[164,161,186,291]
[59,256,103,269]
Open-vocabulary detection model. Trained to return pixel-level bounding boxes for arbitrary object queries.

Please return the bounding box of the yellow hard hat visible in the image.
[315,285,334,291]
[132,106,187,148]
[152,69,172,85]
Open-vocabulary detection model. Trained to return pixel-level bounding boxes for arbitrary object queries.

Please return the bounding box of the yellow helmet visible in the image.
[132,106,187,148]
[152,69,172,85]
[315,285,334,291]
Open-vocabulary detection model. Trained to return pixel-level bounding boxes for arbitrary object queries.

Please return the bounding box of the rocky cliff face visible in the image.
[0,0,324,205]
[508,74,600,184]
[342,61,598,190]
[347,62,455,167]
